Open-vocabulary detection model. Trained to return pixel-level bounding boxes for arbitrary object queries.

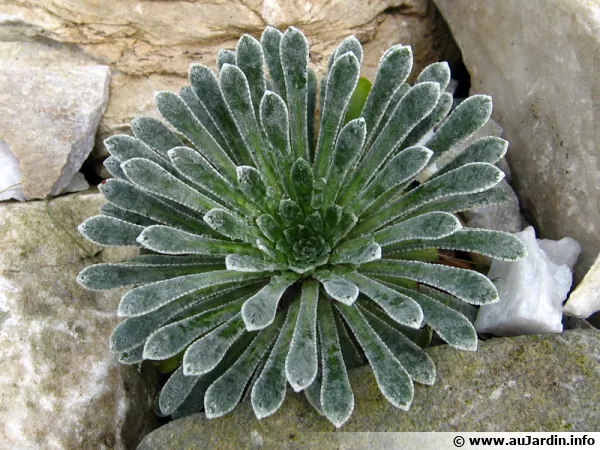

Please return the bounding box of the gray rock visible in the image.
[138,329,600,449]
[432,0,600,283]
[0,191,157,449]
[564,254,600,319]
[0,66,110,199]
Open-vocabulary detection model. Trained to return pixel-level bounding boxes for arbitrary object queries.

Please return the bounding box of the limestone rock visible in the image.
[564,254,600,319]
[432,0,600,282]
[0,66,110,199]
[0,192,157,449]
[0,0,457,153]
[0,137,24,201]
[137,329,600,448]
[475,227,581,336]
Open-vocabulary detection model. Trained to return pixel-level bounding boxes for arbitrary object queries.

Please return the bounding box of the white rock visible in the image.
[0,66,110,199]
[563,254,600,319]
[433,0,600,282]
[0,137,25,201]
[60,172,90,194]
[475,227,581,336]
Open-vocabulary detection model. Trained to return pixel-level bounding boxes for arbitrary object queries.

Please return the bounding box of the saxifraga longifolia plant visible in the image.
[77,26,526,427]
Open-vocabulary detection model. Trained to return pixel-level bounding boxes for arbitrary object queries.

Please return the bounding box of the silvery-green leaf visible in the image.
[261,27,286,99]
[132,254,223,265]
[115,345,144,365]
[333,35,363,64]
[333,309,364,369]
[237,166,268,210]
[137,225,261,257]
[317,297,354,428]
[158,366,202,415]
[359,305,435,385]
[339,82,440,207]
[400,92,453,151]
[418,285,477,325]
[251,300,300,419]
[314,52,360,179]
[415,61,451,92]
[371,83,410,144]
[386,283,478,351]
[155,91,238,181]
[236,34,266,117]
[336,303,414,410]
[131,116,183,158]
[374,212,461,247]
[314,271,358,305]
[342,271,422,328]
[256,214,283,243]
[322,118,366,208]
[242,273,298,330]
[204,208,254,242]
[183,313,246,375]
[323,205,343,241]
[280,26,309,161]
[329,236,381,265]
[100,179,210,234]
[290,158,314,213]
[286,280,319,391]
[103,156,128,180]
[307,68,317,158]
[433,136,509,178]
[100,203,156,228]
[188,64,253,166]
[329,212,357,247]
[122,158,221,214]
[143,296,247,360]
[78,215,142,247]
[361,45,412,147]
[354,162,504,235]
[118,269,270,317]
[225,254,287,272]
[217,48,236,71]
[347,146,432,216]
[204,315,283,418]
[424,94,493,161]
[278,199,304,227]
[105,135,171,172]
[360,259,499,305]
[77,261,224,291]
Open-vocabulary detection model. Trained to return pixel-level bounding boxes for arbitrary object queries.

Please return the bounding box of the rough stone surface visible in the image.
[564,254,600,319]
[0,191,157,449]
[475,227,581,336]
[0,66,110,199]
[0,137,24,201]
[137,329,600,448]
[432,0,600,283]
[0,0,457,152]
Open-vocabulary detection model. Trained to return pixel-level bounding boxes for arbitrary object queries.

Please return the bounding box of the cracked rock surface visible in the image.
[0,191,157,449]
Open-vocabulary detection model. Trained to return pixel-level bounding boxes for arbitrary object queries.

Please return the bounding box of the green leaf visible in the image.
[314,271,359,305]
[225,254,287,272]
[256,214,283,243]
[424,94,493,161]
[235,34,266,117]
[261,27,286,99]
[339,82,441,207]
[278,199,304,227]
[286,280,319,391]
[432,136,509,178]
[77,261,224,291]
[361,45,413,147]
[318,297,354,427]
[103,156,128,180]
[131,116,183,158]
[290,158,314,213]
[183,314,246,375]
[330,236,381,265]
[373,212,461,247]
[115,345,144,365]
[118,270,270,317]
[204,208,254,242]
[342,271,423,328]
[354,162,504,235]
[344,77,371,124]
[132,254,223,265]
[251,300,300,419]
[217,49,236,71]
[359,305,435,385]
[155,91,238,182]
[241,273,298,330]
[333,35,363,64]
[158,366,202,415]
[204,314,283,418]
[280,27,310,161]
[329,212,358,247]
[336,303,414,410]
[371,83,410,145]
[360,259,499,305]
[100,203,156,227]
[322,118,367,208]
[400,92,453,151]
[122,158,221,215]
[314,52,360,179]
[307,68,317,159]
[78,215,142,247]
[418,285,477,324]
[104,135,171,173]
[415,61,451,92]
[333,310,364,369]
[237,166,269,211]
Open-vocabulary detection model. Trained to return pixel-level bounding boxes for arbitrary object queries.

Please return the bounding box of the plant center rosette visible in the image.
[77,26,526,427]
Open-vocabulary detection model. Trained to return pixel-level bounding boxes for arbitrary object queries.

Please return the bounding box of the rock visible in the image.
[0,0,458,154]
[432,0,600,283]
[475,227,580,336]
[0,191,158,449]
[60,172,90,194]
[0,137,24,201]
[0,66,110,199]
[137,329,600,448]
[564,254,600,319]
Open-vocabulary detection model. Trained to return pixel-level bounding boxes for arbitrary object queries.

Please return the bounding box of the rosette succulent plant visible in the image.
[77,26,526,427]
